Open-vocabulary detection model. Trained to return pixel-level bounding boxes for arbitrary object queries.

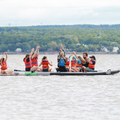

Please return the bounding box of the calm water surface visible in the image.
[0,54,120,120]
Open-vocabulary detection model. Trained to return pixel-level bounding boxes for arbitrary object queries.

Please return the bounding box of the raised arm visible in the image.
[86,57,90,63]
[4,52,7,62]
[36,46,40,57]
[1,53,4,59]
[1,52,7,62]
[73,56,77,64]
[29,48,34,59]
[61,44,63,49]
[80,56,85,64]
[73,51,85,64]
[69,55,73,59]
[73,52,79,64]
[73,51,78,59]
[59,44,65,57]
[32,46,40,59]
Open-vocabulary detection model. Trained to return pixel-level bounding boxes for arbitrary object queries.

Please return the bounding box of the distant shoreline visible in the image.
[0,52,119,55]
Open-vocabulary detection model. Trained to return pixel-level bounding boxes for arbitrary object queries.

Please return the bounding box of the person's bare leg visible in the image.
[71,67,78,72]
[6,70,13,74]
[76,68,80,72]
[81,66,83,71]
[1,70,7,74]
[71,68,76,72]
[40,68,43,72]
[49,68,52,72]
[30,66,38,72]
[37,68,41,72]
[74,68,80,72]
[82,66,86,72]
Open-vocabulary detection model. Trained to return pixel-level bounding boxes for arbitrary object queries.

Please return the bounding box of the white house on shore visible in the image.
[98,32,101,38]
[113,47,119,52]
[101,46,109,52]
[15,48,22,52]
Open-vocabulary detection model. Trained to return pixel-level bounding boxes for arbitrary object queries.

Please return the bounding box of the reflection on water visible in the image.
[0,54,120,120]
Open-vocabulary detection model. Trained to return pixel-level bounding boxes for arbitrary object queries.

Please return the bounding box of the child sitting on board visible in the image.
[0,52,13,74]
[39,56,52,72]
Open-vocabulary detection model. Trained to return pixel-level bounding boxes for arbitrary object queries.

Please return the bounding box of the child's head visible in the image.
[72,57,75,61]
[60,52,64,58]
[90,56,96,60]
[1,58,5,62]
[25,54,29,58]
[32,52,37,58]
[83,52,88,59]
[66,57,69,61]
[42,56,47,61]
[78,56,82,60]
[23,54,29,62]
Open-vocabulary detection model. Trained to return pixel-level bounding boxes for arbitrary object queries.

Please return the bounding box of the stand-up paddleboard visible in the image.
[0,69,119,76]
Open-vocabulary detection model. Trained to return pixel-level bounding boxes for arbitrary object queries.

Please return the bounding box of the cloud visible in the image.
[0,0,120,26]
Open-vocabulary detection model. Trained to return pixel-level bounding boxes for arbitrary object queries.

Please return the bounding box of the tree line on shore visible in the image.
[0,24,120,53]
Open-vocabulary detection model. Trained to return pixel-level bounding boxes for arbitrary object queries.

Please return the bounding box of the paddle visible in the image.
[14,69,25,72]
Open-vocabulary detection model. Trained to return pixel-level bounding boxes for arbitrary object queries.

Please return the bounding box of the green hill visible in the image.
[0,24,120,52]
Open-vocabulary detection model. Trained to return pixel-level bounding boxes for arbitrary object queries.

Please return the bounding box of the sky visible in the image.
[0,0,120,26]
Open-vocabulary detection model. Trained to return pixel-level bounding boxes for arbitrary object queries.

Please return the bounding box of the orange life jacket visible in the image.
[32,58,38,67]
[88,60,96,69]
[76,60,82,68]
[24,58,32,68]
[66,60,70,68]
[42,60,49,69]
[71,60,76,68]
[1,61,7,70]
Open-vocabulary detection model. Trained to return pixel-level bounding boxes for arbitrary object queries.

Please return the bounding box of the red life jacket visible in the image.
[66,60,70,68]
[24,58,32,68]
[71,60,76,68]
[89,60,96,69]
[76,60,82,68]
[42,60,49,69]
[1,61,7,70]
[32,58,38,67]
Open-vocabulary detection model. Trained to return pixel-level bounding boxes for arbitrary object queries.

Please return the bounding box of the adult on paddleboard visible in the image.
[81,52,90,72]
[0,52,13,74]
[84,56,96,72]
[56,52,68,72]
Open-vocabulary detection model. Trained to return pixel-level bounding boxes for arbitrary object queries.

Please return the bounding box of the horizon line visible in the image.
[0,23,120,27]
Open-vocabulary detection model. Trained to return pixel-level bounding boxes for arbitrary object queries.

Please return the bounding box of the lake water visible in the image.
[0,54,120,120]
